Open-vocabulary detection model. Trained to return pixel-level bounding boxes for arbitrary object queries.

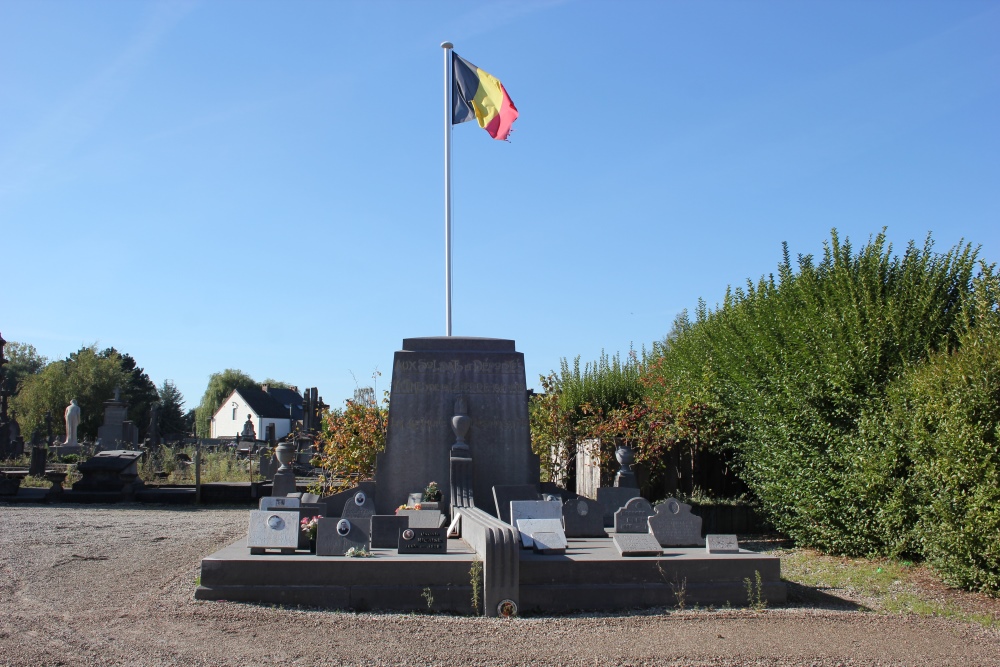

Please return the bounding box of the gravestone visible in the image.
[530,531,568,555]
[28,446,47,477]
[493,484,541,524]
[73,450,144,496]
[562,496,606,538]
[395,509,442,528]
[706,534,740,554]
[259,496,300,511]
[248,510,299,554]
[373,337,540,516]
[321,481,377,517]
[398,527,448,554]
[515,518,565,551]
[96,391,137,448]
[316,517,371,556]
[341,490,375,519]
[596,487,640,527]
[371,515,409,549]
[613,497,655,533]
[648,497,705,547]
[613,533,663,557]
[509,499,562,524]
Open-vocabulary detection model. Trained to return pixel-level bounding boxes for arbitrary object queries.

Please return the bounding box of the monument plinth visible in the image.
[374,337,539,516]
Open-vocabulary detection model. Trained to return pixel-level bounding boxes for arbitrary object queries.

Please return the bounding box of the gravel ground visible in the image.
[1,504,999,667]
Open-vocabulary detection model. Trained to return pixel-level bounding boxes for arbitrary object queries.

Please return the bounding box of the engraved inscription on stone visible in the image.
[614,497,655,534]
[596,487,641,527]
[398,527,448,554]
[613,532,663,557]
[706,534,739,554]
[259,496,300,511]
[648,497,705,547]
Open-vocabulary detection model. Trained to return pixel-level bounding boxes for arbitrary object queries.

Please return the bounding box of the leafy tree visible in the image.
[100,348,158,440]
[1,341,48,396]
[194,369,258,437]
[11,345,130,439]
[314,393,389,485]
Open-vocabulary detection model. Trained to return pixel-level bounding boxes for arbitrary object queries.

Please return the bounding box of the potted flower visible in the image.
[300,515,322,552]
[422,481,442,503]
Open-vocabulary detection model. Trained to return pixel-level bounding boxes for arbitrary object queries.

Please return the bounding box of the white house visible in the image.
[210,386,303,440]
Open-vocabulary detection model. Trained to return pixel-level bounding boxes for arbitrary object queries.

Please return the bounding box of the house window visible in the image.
[232,403,239,420]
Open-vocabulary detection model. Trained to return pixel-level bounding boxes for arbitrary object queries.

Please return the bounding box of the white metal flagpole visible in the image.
[442,41,454,337]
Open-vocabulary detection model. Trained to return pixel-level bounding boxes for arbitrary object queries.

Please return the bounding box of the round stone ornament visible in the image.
[337,519,351,536]
[576,500,589,516]
[354,491,367,506]
[267,514,285,530]
[667,500,680,514]
[402,529,415,540]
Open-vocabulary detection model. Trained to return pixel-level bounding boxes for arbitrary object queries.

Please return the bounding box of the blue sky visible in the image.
[2,0,998,414]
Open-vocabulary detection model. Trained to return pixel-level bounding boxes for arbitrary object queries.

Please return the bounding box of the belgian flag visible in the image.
[451,53,519,141]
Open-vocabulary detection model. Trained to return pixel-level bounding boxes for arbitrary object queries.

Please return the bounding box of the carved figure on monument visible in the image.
[147,403,160,447]
[240,414,256,441]
[113,386,122,402]
[64,399,81,446]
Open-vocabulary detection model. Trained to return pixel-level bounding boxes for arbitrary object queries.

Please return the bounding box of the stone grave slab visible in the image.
[396,509,442,528]
[515,518,565,550]
[562,496,606,537]
[398,527,448,554]
[529,531,567,555]
[316,517,371,556]
[649,498,705,547]
[371,515,409,549]
[259,496,300,511]
[510,499,562,525]
[493,484,540,524]
[706,534,740,554]
[340,490,375,519]
[248,510,299,554]
[614,497,655,534]
[613,532,663,557]
[596,487,641,527]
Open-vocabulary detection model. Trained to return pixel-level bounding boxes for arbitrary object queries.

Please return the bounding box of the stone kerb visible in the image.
[456,506,519,618]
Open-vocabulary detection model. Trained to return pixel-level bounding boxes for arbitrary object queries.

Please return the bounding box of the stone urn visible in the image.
[614,441,637,488]
[274,441,295,473]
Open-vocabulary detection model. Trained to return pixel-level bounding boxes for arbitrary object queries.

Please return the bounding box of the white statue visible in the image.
[64,398,81,446]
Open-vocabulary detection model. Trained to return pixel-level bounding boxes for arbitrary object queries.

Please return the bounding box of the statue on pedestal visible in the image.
[64,399,81,447]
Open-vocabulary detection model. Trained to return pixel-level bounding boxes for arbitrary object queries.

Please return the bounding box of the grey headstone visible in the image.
[341,490,375,519]
[509,499,562,527]
[370,515,409,549]
[248,510,299,552]
[407,492,423,507]
[395,509,442,528]
[301,492,321,504]
[596,487,641,527]
[259,496,300,511]
[398,527,448,554]
[706,534,740,554]
[515,518,565,549]
[493,484,541,524]
[613,532,663,557]
[648,498,705,547]
[562,496,606,538]
[614,497,655,533]
[530,531,568,555]
[315,517,371,556]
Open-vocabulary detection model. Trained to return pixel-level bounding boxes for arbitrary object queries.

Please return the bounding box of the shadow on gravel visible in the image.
[783,581,870,611]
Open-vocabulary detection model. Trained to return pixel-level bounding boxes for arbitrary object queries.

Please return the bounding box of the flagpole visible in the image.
[442,41,454,337]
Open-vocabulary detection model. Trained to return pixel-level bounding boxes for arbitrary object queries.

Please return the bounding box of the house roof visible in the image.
[265,387,304,420]
[233,387,292,419]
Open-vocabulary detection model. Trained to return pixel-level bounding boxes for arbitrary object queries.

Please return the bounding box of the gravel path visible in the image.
[1,504,998,666]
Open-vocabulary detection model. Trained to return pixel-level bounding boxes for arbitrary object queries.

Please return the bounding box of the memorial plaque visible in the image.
[706,534,740,554]
[372,337,540,516]
[515,518,565,549]
[648,498,705,547]
[614,497,655,533]
[395,509,443,528]
[613,532,663,557]
[493,484,540,524]
[562,496,606,538]
[341,490,375,519]
[596,487,641,527]
[259,496,300,511]
[247,510,299,553]
[407,492,423,507]
[316,517,371,556]
[370,515,409,549]
[529,531,567,555]
[398,527,448,554]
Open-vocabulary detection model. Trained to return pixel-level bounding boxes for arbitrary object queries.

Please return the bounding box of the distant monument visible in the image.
[64,399,81,447]
[96,387,138,448]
